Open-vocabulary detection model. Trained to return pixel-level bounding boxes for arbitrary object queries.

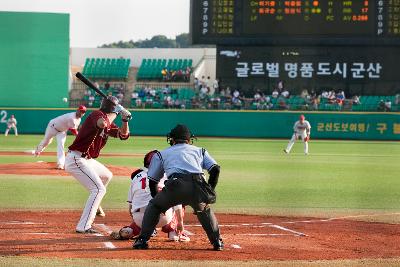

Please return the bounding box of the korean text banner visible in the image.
[217,46,400,95]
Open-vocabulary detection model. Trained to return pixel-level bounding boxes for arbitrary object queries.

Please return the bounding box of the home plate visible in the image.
[231,244,242,249]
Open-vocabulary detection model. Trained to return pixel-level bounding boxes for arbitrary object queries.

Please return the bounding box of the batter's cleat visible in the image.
[283,149,289,154]
[96,206,105,217]
[34,150,41,157]
[212,239,224,251]
[76,228,99,234]
[132,237,149,249]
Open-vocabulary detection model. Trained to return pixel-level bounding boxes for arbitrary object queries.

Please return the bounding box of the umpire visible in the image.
[133,124,223,251]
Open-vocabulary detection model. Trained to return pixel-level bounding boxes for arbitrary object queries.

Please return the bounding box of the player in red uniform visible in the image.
[65,96,131,233]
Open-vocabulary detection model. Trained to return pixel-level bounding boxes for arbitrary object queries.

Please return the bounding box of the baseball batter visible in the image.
[65,96,131,234]
[284,114,311,155]
[4,115,18,136]
[34,105,87,169]
[110,150,190,242]
[133,124,223,251]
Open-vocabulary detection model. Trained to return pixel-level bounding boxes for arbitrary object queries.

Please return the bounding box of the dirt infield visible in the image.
[1,159,400,261]
[0,211,400,260]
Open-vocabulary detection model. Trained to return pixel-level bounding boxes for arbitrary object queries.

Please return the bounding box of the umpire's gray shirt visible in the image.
[147,143,217,182]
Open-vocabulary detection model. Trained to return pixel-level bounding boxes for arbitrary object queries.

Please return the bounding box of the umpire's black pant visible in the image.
[139,174,221,244]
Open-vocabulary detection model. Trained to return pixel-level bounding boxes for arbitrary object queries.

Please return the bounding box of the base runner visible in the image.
[284,114,311,155]
[110,150,190,242]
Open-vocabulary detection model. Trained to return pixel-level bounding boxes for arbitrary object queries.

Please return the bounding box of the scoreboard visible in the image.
[191,0,400,45]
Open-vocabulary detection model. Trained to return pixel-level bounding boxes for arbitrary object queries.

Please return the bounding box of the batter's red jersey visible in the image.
[68,110,129,158]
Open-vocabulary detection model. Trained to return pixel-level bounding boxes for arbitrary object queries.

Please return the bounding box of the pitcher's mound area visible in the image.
[0,211,400,260]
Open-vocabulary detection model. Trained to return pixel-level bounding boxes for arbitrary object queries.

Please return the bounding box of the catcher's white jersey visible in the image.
[293,120,311,135]
[49,112,81,132]
[128,169,153,211]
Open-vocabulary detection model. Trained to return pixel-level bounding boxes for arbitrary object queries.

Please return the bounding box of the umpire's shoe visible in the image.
[213,238,224,251]
[133,237,149,249]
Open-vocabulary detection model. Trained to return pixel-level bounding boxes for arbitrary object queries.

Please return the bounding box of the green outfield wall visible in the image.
[0,12,69,108]
[1,109,399,140]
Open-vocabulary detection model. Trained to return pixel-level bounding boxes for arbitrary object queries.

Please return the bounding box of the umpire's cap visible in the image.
[167,124,193,143]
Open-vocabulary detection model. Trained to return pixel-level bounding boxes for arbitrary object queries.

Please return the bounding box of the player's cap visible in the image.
[144,150,158,168]
[78,105,87,112]
[299,114,305,120]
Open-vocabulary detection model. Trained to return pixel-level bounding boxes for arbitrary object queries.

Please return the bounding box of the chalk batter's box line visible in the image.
[92,223,116,249]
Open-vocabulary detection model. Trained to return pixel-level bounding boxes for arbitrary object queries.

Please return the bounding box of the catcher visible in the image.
[283,114,311,155]
[110,150,190,242]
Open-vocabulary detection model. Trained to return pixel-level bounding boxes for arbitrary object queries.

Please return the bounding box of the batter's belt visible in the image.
[68,150,91,159]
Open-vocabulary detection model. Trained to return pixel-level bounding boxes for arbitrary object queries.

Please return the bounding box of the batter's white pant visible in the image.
[65,150,113,232]
[4,126,18,136]
[36,123,67,166]
[286,132,309,154]
[132,205,174,228]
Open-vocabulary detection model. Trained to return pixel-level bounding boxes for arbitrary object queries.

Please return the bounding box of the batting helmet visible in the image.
[144,150,158,168]
[100,96,119,113]
[167,124,196,145]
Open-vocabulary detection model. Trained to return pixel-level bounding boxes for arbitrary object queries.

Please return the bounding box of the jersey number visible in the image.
[140,178,146,190]
[0,110,7,123]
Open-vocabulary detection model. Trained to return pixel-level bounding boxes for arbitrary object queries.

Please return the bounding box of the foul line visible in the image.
[270,225,307,237]
[237,233,293,236]
[282,212,400,224]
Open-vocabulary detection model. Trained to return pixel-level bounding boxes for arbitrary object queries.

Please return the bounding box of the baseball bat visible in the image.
[75,72,107,98]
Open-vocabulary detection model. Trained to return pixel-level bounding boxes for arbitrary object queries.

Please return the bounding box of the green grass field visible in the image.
[1,135,400,266]
[1,135,399,217]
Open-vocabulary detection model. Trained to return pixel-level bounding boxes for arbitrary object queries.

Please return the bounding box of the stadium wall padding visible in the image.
[0,12,69,108]
[1,109,399,140]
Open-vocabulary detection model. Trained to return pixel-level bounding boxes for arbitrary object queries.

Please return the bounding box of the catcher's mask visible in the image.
[143,150,158,168]
[167,124,196,145]
[100,96,119,113]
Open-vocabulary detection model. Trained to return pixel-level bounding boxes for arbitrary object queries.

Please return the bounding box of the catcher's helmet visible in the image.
[167,124,196,145]
[100,96,119,113]
[143,150,158,168]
